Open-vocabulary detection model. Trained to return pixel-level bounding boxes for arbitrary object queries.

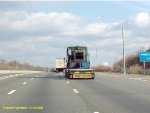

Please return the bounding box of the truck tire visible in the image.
[69,74,73,79]
[91,77,95,79]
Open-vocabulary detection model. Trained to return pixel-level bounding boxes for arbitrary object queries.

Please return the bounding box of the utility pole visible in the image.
[15,61,17,70]
[96,16,126,73]
[143,62,145,75]
[122,26,126,74]
[96,48,97,57]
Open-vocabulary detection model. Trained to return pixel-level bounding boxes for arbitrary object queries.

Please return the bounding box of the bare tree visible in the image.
[0,59,7,64]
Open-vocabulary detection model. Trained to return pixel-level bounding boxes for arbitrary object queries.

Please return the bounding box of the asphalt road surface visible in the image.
[0,72,150,113]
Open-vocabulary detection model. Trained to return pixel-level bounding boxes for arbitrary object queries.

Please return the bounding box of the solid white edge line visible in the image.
[73,89,79,94]
[8,90,16,95]
[22,82,27,85]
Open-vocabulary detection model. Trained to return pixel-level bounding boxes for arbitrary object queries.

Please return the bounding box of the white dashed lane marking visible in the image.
[15,74,19,76]
[22,82,27,85]
[0,73,29,81]
[66,81,70,84]
[8,90,16,95]
[8,75,14,77]
[4,76,8,79]
[142,80,147,82]
[73,89,79,94]
[30,78,34,80]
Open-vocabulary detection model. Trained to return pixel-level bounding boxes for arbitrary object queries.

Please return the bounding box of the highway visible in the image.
[0,72,150,113]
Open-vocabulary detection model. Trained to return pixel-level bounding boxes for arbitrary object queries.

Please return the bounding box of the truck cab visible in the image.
[66,46,90,69]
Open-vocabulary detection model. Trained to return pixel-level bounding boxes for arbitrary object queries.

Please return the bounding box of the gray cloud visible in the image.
[0,1,37,11]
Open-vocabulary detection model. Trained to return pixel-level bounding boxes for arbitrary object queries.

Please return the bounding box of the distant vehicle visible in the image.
[51,68,56,72]
[65,46,95,79]
[56,58,65,72]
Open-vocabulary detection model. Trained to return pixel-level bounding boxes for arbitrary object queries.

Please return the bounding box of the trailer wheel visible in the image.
[69,74,73,79]
[91,77,95,79]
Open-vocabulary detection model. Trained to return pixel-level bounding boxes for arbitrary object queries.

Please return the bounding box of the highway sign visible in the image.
[140,52,150,62]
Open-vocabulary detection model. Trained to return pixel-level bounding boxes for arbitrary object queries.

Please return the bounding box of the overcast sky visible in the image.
[0,1,150,67]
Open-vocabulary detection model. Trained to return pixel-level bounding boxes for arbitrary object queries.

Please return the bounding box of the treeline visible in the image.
[0,59,45,71]
[93,65,112,72]
[93,48,150,75]
[113,48,150,74]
